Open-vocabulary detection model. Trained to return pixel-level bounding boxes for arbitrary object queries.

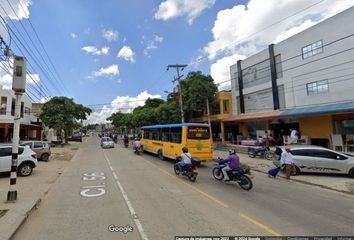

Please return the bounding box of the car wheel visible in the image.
[349,168,354,178]
[41,153,50,162]
[18,163,33,176]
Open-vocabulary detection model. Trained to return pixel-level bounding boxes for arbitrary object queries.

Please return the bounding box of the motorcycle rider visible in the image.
[133,138,142,151]
[123,134,129,146]
[177,147,192,173]
[221,149,240,182]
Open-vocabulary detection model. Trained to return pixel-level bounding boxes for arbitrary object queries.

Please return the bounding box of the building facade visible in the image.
[225,7,354,147]
[0,86,42,142]
[191,91,235,142]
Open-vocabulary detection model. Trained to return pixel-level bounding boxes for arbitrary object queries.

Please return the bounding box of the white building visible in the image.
[224,7,354,147]
[0,85,42,142]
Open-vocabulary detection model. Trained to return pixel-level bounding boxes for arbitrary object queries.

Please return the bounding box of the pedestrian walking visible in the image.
[280,147,296,180]
[290,128,299,144]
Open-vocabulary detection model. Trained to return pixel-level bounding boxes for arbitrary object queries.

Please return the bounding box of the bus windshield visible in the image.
[187,126,210,140]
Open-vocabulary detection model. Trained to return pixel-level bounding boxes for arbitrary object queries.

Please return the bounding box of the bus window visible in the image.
[170,127,182,143]
[161,128,170,142]
[144,129,151,139]
[151,128,161,141]
[187,126,210,140]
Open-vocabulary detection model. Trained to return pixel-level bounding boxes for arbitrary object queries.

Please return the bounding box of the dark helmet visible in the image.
[229,149,236,155]
[182,147,188,153]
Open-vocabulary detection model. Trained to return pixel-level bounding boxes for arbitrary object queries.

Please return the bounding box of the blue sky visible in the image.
[0,0,353,123]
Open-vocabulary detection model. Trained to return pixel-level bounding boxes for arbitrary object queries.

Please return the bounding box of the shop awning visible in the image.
[280,101,354,117]
[221,111,282,122]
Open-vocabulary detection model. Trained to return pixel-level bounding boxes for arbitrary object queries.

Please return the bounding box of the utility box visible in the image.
[12,56,27,94]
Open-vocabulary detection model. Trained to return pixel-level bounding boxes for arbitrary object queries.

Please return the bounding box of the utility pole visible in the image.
[167,64,187,123]
[7,56,27,202]
[206,98,211,127]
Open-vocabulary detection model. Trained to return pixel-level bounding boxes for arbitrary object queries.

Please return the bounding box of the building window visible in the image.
[307,80,329,95]
[302,40,323,59]
[0,97,7,115]
[210,101,221,115]
[223,100,229,114]
[275,54,283,78]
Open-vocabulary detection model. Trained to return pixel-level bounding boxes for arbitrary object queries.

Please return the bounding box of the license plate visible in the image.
[193,169,198,173]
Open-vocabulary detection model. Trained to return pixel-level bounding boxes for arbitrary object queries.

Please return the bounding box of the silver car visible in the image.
[21,141,51,161]
[101,137,115,148]
[273,145,354,178]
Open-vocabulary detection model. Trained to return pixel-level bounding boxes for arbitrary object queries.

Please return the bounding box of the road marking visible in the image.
[239,213,282,236]
[141,157,229,208]
[140,156,282,236]
[103,151,148,240]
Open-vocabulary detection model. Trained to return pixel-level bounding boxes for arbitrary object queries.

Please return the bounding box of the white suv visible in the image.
[0,145,38,176]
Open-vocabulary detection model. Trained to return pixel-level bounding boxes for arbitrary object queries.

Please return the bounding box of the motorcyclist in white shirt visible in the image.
[177,147,192,172]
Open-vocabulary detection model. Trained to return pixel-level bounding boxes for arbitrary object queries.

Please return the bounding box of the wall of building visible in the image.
[299,115,334,139]
[230,7,354,114]
[0,87,32,124]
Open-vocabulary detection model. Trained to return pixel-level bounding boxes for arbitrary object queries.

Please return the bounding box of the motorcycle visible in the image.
[248,146,274,160]
[174,158,200,182]
[124,140,129,148]
[134,145,143,155]
[212,158,253,191]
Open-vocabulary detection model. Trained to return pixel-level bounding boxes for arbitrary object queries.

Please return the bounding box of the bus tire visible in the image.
[158,149,164,160]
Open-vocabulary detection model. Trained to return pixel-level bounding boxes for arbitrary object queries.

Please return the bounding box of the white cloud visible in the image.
[102,29,119,42]
[117,46,136,63]
[40,96,52,103]
[210,54,246,90]
[143,34,164,57]
[84,91,161,124]
[274,19,317,44]
[0,0,31,20]
[70,33,77,39]
[81,46,110,56]
[88,64,119,79]
[154,0,216,24]
[204,0,354,60]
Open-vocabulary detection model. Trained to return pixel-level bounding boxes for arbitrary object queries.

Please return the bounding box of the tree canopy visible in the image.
[107,71,217,131]
[40,96,92,142]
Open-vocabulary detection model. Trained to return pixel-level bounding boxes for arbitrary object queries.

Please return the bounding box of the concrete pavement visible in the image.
[13,136,354,239]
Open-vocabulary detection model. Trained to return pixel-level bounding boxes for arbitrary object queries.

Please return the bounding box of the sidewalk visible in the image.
[214,149,354,194]
[0,141,81,240]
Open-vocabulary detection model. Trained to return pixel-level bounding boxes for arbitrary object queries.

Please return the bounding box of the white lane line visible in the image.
[103,152,148,240]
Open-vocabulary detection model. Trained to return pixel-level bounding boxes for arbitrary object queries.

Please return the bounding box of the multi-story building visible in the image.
[224,7,354,147]
[0,86,42,142]
[191,91,235,142]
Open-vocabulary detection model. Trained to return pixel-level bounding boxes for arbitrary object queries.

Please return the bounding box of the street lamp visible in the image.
[7,56,27,202]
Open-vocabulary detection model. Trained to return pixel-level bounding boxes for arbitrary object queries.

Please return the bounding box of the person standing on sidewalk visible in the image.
[280,147,295,180]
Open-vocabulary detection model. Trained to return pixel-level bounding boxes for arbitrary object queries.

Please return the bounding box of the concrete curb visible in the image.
[0,197,41,240]
[251,168,354,195]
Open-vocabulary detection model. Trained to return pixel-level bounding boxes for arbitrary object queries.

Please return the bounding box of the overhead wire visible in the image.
[14,0,70,95]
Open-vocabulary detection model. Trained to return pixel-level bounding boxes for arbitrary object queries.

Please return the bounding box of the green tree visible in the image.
[40,97,92,143]
[180,71,218,122]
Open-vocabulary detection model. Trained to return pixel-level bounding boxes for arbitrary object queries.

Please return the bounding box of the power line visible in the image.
[190,0,327,65]
[16,0,70,96]
[6,0,64,96]
[0,7,58,96]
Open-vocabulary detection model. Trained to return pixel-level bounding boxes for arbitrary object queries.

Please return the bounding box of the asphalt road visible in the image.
[14,136,354,240]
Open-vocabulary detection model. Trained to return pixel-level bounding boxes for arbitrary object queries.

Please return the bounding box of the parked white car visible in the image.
[273,145,354,178]
[0,145,38,176]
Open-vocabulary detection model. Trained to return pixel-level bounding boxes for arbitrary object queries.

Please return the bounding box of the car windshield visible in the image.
[102,138,112,142]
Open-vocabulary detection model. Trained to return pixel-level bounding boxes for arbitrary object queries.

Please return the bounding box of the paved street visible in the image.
[14,136,354,240]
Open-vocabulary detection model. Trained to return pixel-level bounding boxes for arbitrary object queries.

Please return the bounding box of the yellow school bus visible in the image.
[140,123,213,161]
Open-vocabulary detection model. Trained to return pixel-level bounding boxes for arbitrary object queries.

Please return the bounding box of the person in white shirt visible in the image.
[280,148,295,180]
[177,147,192,173]
[290,128,299,144]
[133,138,141,150]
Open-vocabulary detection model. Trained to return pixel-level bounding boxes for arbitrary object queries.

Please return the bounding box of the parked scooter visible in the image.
[212,158,253,190]
[124,141,129,148]
[174,158,200,182]
[248,146,274,160]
